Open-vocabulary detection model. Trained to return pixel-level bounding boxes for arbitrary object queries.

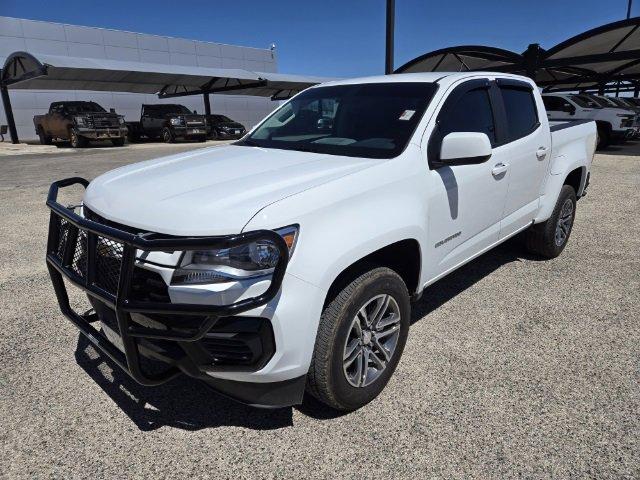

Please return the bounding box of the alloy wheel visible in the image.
[342,294,401,388]
[555,198,574,246]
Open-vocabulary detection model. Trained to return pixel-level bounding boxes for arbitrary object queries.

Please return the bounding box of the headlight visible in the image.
[118,116,125,125]
[172,225,298,285]
[170,117,184,126]
[74,116,87,126]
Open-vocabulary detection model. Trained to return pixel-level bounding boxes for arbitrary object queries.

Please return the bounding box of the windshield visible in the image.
[611,98,634,108]
[146,104,192,115]
[588,95,616,108]
[211,115,232,123]
[64,102,106,113]
[237,82,438,159]
[570,95,602,109]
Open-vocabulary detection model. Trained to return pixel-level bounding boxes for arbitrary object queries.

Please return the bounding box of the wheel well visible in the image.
[564,167,584,195]
[595,120,612,134]
[324,239,421,307]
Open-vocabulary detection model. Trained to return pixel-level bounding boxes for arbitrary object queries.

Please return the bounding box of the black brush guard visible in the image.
[45,177,289,387]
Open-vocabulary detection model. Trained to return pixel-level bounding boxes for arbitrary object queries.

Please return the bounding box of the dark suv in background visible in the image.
[126,104,208,143]
[33,101,127,148]
[208,114,246,140]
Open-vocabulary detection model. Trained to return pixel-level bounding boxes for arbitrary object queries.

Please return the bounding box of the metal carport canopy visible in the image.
[0,51,331,143]
[393,17,640,93]
[0,51,328,97]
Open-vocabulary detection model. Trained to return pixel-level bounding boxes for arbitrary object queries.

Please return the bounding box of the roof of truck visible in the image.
[315,71,536,89]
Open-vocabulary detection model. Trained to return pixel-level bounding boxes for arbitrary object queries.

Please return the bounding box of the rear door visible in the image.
[140,106,156,135]
[424,79,511,280]
[495,79,551,237]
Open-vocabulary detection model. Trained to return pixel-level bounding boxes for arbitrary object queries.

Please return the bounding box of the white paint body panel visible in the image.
[83,72,596,384]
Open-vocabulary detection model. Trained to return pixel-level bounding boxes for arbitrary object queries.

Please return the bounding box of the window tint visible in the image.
[543,96,570,111]
[438,88,496,145]
[500,87,539,141]
[570,95,602,109]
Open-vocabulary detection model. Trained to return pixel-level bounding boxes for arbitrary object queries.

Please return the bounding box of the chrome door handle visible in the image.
[492,162,509,176]
[536,147,548,159]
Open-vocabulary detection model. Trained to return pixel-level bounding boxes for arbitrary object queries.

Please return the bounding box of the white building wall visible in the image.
[0,16,279,141]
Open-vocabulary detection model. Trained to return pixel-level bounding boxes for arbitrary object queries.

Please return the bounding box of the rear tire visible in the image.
[37,126,52,145]
[306,267,410,411]
[596,125,610,149]
[162,127,175,143]
[524,185,577,259]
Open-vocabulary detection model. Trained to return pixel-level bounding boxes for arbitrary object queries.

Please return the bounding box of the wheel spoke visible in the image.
[372,335,390,361]
[357,307,369,328]
[343,339,360,363]
[369,349,386,370]
[376,323,400,340]
[360,348,370,385]
[376,312,399,331]
[370,295,390,328]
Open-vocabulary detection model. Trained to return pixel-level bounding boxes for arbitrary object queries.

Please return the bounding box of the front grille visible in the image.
[90,117,119,128]
[95,236,123,294]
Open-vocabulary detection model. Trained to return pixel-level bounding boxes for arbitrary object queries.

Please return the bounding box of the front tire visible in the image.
[111,137,125,147]
[524,184,577,259]
[307,267,410,411]
[69,128,87,148]
[162,127,175,143]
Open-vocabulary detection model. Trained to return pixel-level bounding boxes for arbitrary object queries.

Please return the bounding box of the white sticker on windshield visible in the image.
[399,110,415,121]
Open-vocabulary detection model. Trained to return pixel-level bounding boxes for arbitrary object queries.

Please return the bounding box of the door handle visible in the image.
[492,162,509,176]
[536,147,548,159]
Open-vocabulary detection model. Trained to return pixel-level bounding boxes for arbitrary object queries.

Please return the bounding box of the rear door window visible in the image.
[499,87,539,142]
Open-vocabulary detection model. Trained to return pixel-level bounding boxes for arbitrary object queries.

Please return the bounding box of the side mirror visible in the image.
[109,108,116,114]
[193,110,197,114]
[562,104,576,115]
[439,132,492,166]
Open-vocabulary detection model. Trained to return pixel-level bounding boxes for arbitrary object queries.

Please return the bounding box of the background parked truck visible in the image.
[33,101,127,148]
[126,104,208,143]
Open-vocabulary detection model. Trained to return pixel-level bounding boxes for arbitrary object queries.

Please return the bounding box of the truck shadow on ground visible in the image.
[74,236,534,429]
[74,335,294,432]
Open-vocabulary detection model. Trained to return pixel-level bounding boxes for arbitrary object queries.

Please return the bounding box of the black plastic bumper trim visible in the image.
[202,374,306,408]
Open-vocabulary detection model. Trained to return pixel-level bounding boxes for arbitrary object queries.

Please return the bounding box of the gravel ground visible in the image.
[0,142,638,479]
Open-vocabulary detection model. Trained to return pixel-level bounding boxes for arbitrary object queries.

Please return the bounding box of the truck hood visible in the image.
[84,145,375,236]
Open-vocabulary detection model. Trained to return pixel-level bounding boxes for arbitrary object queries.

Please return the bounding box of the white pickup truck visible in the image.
[46,72,596,411]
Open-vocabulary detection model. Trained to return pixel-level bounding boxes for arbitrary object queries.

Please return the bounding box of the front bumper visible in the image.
[215,129,245,139]
[172,126,208,139]
[77,126,127,139]
[611,128,634,140]
[45,177,305,407]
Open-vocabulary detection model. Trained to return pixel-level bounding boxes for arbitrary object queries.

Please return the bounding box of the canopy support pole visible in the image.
[385,0,395,74]
[203,92,212,120]
[0,83,19,144]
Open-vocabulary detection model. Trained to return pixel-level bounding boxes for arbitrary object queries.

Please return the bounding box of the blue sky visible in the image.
[0,0,634,77]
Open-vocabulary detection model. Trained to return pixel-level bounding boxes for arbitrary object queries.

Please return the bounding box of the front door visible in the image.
[423,79,511,282]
